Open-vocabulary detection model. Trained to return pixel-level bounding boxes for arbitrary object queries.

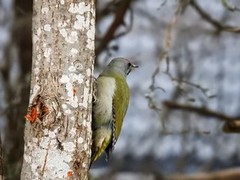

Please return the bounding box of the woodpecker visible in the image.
[91,57,138,166]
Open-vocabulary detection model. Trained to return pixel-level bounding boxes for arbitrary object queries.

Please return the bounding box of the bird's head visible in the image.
[106,57,138,77]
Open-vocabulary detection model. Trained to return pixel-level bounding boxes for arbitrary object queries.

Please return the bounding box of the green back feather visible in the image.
[112,74,130,140]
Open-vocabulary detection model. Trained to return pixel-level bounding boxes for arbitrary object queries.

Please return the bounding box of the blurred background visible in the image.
[1,0,240,179]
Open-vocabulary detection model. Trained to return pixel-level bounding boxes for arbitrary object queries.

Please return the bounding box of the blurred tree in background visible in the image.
[1,0,240,179]
[0,0,32,178]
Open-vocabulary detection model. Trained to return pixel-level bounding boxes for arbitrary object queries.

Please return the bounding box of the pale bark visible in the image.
[21,0,95,179]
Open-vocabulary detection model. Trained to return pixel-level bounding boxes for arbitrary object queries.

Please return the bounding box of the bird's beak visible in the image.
[127,63,138,75]
[131,64,139,69]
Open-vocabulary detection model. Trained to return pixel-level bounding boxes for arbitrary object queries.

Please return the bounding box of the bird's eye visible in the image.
[127,62,131,67]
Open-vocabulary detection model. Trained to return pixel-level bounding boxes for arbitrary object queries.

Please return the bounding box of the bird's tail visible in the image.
[90,128,111,168]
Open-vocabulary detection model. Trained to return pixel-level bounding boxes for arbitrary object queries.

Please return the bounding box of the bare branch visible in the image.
[164,101,240,133]
[113,7,134,39]
[96,0,119,21]
[221,0,240,11]
[96,0,133,56]
[160,129,211,135]
[190,0,240,33]
[222,120,240,133]
[164,101,240,122]
[168,167,240,180]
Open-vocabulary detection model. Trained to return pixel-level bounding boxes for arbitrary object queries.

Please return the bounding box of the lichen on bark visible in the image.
[21,0,95,179]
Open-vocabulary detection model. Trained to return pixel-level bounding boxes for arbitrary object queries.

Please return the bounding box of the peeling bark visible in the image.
[21,0,95,179]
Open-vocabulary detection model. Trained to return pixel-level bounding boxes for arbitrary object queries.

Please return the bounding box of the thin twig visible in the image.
[150,1,182,90]
[147,1,185,129]
[165,71,209,97]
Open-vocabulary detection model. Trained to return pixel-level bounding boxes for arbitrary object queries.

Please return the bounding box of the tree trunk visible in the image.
[0,138,3,180]
[21,0,95,179]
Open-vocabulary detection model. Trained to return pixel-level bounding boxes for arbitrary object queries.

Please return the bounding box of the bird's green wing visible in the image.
[113,76,130,140]
[105,75,130,157]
